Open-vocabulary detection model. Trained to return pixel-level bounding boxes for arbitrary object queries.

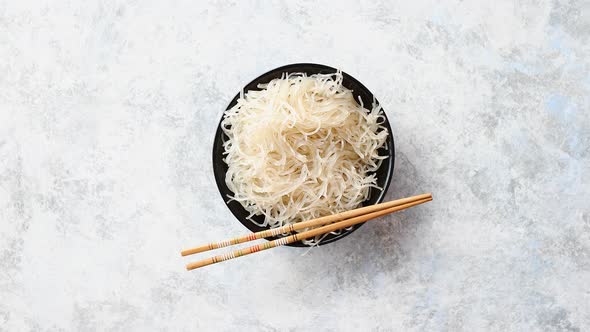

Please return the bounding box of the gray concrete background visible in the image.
[1,1,589,331]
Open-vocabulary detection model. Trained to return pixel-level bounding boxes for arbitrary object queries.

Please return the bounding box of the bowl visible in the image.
[212,63,395,247]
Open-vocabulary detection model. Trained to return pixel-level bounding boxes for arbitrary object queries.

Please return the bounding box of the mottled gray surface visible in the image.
[1,0,589,331]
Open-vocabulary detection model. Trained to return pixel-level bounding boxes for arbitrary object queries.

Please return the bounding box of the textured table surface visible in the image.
[1,1,589,331]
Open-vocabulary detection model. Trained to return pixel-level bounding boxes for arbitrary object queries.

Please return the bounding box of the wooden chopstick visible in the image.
[185,195,432,270]
[181,193,432,256]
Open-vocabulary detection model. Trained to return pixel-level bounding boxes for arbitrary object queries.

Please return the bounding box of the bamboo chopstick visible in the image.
[181,193,432,256]
[185,195,432,271]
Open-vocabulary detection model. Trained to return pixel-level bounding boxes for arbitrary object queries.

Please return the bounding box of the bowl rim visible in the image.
[212,62,395,247]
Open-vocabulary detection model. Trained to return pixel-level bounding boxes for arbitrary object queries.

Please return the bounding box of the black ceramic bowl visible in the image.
[212,63,395,247]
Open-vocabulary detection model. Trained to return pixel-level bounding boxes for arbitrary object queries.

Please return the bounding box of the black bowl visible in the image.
[212,63,395,247]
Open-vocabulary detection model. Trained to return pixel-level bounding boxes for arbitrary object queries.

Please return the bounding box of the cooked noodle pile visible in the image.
[222,72,388,234]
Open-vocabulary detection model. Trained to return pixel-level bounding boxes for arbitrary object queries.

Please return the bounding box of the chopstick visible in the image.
[184,194,432,271]
[181,193,432,257]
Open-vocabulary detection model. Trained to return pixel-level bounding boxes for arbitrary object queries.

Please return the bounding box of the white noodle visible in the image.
[222,71,389,243]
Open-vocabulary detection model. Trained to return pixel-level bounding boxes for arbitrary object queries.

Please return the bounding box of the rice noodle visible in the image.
[222,71,388,242]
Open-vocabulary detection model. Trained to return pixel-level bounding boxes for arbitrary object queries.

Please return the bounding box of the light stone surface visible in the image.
[1,1,589,331]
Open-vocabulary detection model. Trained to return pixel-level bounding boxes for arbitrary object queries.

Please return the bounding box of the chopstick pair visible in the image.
[181,193,432,270]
